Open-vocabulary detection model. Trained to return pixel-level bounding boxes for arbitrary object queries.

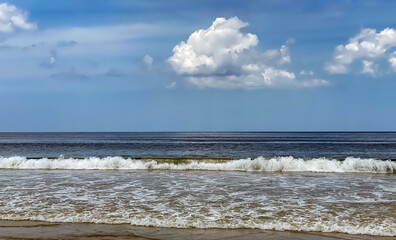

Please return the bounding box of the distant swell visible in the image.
[0,156,395,173]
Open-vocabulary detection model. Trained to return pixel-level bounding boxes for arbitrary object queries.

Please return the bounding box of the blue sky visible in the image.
[1,0,396,131]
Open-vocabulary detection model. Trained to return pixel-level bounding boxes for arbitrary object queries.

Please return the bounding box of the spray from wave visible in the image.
[0,156,395,173]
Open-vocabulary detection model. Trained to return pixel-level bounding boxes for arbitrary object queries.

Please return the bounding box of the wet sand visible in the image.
[0,221,393,240]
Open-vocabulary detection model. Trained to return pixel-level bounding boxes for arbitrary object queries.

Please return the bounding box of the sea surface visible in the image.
[0,132,395,236]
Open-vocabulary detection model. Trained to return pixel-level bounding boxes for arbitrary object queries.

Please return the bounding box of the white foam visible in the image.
[0,156,395,173]
[0,213,395,236]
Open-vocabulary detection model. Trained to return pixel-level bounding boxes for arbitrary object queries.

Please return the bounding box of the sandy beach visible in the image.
[0,220,393,240]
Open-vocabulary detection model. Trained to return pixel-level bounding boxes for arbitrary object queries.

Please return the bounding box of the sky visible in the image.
[1,0,396,131]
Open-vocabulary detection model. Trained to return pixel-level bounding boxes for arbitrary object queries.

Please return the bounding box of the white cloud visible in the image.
[262,44,291,66]
[0,23,174,72]
[389,51,396,72]
[300,70,314,76]
[324,62,348,74]
[325,28,396,75]
[143,54,153,70]
[169,17,328,89]
[49,56,56,65]
[2,23,161,50]
[361,60,377,76]
[39,51,57,68]
[169,17,258,76]
[166,81,176,89]
[0,23,167,80]
[300,79,331,88]
[390,58,396,71]
[0,3,37,33]
[261,67,295,87]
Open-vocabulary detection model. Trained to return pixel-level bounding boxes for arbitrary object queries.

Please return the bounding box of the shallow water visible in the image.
[0,170,394,236]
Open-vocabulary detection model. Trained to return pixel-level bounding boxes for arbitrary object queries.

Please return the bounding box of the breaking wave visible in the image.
[0,156,395,173]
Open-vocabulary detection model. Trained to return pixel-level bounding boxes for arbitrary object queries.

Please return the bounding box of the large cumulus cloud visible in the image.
[168,17,328,89]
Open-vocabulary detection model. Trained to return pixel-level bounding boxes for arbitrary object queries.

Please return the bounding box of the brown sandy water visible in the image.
[0,220,394,240]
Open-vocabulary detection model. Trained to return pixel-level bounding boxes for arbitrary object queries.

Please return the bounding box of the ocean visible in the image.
[0,132,395,237]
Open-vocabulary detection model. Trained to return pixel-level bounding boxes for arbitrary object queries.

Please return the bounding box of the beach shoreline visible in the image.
[0,220,393,240]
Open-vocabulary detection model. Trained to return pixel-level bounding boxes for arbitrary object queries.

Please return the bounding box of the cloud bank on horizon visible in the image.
[168,17,329,89]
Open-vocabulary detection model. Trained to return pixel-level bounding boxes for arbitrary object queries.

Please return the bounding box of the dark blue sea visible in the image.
[1,132,396,159]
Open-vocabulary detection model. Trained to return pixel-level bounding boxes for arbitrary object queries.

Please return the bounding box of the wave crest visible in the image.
[0,156,395,173]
